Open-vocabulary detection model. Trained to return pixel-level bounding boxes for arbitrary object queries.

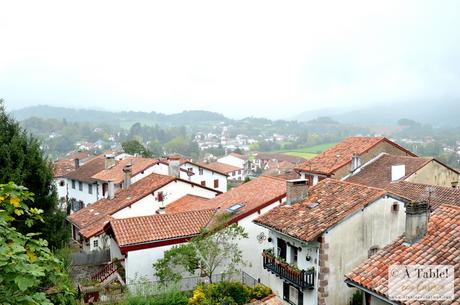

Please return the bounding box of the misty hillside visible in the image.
[12,105,229,127]
[293,100,460,127]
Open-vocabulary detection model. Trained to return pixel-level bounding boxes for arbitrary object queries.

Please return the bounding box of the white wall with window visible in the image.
[179,162,228,192]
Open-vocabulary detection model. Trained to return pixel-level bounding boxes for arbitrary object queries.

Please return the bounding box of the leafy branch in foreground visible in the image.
[0,182,75,305]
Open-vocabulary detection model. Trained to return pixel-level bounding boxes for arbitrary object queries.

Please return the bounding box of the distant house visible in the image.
[217,153,252,180]
[345,153,459,189]
[295,137,416,185]
[105,176,287,285]
[52,159,77,209]
[152,156,229,192]
[198,161,243,182]
[345,203,460,304]
[254,179,412,305]
[253,153,305,171]
[67,172,220,253]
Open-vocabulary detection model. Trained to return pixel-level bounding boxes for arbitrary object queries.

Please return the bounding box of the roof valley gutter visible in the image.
[344,279,399,305]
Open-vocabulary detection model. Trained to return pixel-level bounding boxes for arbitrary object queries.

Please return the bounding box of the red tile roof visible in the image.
[91,157,157,183]
[165,176,286,221]
[229,153,248,160]
[255,152,306,164]
[197,161,242,174]
[387,181,460,209]
[64,155,106,183]
[53,159,76,177]
[109,209,217,247]
[165,195,210,213]
[345,204,460,304]
[346,154,433,188]
[67,173,175,238]
[295,137,416,175]
[254,179,389,242]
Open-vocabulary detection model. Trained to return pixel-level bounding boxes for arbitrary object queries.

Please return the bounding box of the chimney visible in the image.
[74,158,80,169]
[404,201,430,245]
[286,179,309,205]
[391,164,405,181]
[123,164,132,189]
[452,180,458,188]
[107,180,115,200]
[168,157,181,178]
[350,153,361,172]
[104,154,116,170]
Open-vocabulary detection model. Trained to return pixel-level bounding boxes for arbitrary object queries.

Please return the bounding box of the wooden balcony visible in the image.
[262,250,315,290]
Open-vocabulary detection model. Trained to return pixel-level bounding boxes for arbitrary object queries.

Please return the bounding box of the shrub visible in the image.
[122,287,188,305]
[188,281,251,305]
[249,284,272,300]
[349,289,363,305]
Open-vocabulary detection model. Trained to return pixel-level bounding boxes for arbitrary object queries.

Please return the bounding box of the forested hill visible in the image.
[12,105,229,127]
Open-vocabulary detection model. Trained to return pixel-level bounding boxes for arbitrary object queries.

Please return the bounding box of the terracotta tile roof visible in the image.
[110,209,217,247]
[387,181,460,210]
[346,153,433,188]
[255,152,306,164]
[295,137,416,175]
[91,157,157,183]
[197,161,242,174]
[230,153,248,160]
[164,176,286,220]
[165,195,210,213]
[64,155,106,183]
[345,204,460,304]
[67,173,175,238]
[65,151,93,161]
[53,159,76,177]
[254,179,388,242]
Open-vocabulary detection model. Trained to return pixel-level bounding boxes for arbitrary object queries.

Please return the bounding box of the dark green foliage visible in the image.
[349,289,363,305]
[0,100,68,248]
[249,284,272,300]
[189,282,258,305]
[122,139,152,157]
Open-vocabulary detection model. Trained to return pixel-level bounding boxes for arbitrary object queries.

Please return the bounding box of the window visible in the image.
[199,168,204,175]
[78,181,83,191]
[93,240,99,248]
[238,170,242,175]
[88,184,93,194]
[200,181,206,187]
[368,246,379,258]
[290,246,298,266]
[392,202,399,213]
[59,180,65,187]
[277,238,287,260]
[232,171,236,176]
[214,179,219,188]
[71,180,76,189]
[283,282,303,305]
[226,203,244,214]
[188,167,193,173]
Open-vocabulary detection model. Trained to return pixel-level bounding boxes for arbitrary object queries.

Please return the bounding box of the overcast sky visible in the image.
[1,0,459,119]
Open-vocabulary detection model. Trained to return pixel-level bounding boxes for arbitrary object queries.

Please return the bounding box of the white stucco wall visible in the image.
[324,197,406,305]
[218,155,245,169]
[112,180,218,219]
[180,162,228,192]
[68,179,99,207]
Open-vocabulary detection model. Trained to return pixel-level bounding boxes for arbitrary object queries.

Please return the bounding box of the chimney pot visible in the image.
[404,201,430,245]
[123,164,132,189]
[286,179,309,205]
[107,180,115,200]
[168,159,181,178]
[104,154,116,170]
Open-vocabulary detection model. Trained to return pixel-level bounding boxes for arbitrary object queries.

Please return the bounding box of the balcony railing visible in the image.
[262,250,315,290]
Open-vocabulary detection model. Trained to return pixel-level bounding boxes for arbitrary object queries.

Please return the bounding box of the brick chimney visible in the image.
[107,180,115,200]
[123,164,132,189]
[104,154,116,170]
[404,201,430,245]
[286,179,308,205]
[168,157,181,178]
[74,158,80,169]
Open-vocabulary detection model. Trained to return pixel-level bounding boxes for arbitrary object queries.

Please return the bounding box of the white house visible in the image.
[254,179,410,305]
[217,153,252,180]
[67,172,220,253]
[197,161,243,182]
[105,175,288,285]
[65,155,158,210]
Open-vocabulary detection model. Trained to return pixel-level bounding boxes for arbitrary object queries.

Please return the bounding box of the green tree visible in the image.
[0,182,75,305]
[122,139,151,157]
[0,100,68,248]
[153,214,248,284]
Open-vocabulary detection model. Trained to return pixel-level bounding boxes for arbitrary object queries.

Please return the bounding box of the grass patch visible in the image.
[275,142,336,159]
[283,151,318,159]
